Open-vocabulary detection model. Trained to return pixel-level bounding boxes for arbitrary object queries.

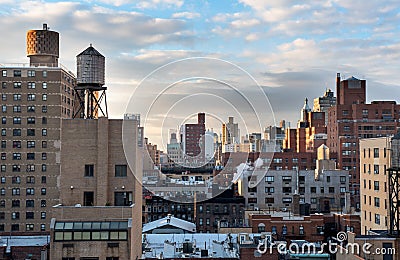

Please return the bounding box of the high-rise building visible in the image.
[327,73,400,210]
[222,116,240,145]
[313,88,336,125]
[359,137,391,234]
[0,24,75,234]
[180,113,206,164]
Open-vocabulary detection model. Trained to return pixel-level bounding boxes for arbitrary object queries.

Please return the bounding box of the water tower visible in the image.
[26,23,59,66]
[73,44,108,119]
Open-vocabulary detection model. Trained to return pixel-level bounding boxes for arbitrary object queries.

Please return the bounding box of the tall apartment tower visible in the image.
[327,73,400,210]
[313,88,336,125]
[0,24,76,234]
[181,113,206,163]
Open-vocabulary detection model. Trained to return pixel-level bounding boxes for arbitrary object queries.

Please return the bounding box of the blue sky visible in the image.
[1,0,400,145]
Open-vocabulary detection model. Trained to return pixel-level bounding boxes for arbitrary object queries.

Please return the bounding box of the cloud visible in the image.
[136,0,184,9]
[172,12,200,19]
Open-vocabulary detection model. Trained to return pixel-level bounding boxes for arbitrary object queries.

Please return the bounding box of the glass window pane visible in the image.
[55,232,63,240]
[83,222,92,229]
[73,222,83,230]
[101,222,110,230]
[55,222,64,230]
[92,231,100,240]
[92,222,101,230]
[110,222,119,229]
[64,232,72,240]
[64,222,73,229]
[110,231,119,240]
[119,231,127,240]
[82,231,91,240]
[74,232,82,240]
[100,231,109,240]
[119,222,128,229]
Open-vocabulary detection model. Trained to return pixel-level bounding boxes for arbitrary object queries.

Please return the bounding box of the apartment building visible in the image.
[360,137,391,234]
[0,24,75,234]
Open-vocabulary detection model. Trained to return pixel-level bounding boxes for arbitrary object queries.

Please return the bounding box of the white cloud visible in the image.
[136,0,184,9]
[172,12,200,19]
[245,33,259,41]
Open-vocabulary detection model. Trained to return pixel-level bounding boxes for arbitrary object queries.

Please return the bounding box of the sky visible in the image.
[1,0,400,147]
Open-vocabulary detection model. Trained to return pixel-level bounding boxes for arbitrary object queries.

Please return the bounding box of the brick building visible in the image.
[0,24,75,234]
[181,112,206,161]
[327,73,400,210]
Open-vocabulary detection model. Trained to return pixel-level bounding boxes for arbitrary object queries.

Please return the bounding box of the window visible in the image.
[282,187,292,193]
[28,70,35,77]
[327,176,331,182]
[85,164,94,177]
[42,153,47,160]
[2,82,6,88]
[12,165,21,172]
[27,129,35,136]
[42,82,47,89]
[26,164,35,172]
[26,176,35,184]
[320,187,324,193]
[1,165,5,172]
[27,94,36,101]
[41,176,46,183]
[282,176,292,182]
[42,164,47,172]
[265,187,274,193]
[0,188,5,195]
[27,153,35,160]
[26,188,35,195]
[27,105,35,112]
[41,224,46,231]
[299,225,304,235]
[375,214,381,224]
[13,70,21,77]
[27,141,36,148]
[310,187,316,193]
[42,129,47,136]
[26,224,34,231]
[12,188,20,195]
[83,192,94,206]
[42,94,47,101]
[0,153,4,160]
[13,105,20,112]
[375,197,380,207]
[282,197,292,203]
[43,70,47,77]
[340,176,346,183]
[12,200,20,207]
[41,212,46,219]
[329,187,335,193]
[199,218,203,225]
[41,188,46,195]
[12,212,20,219]
[13,141,21,148]
[26,212,34,219]
[42,141,47,148]
[340,187,346,193]
[13,82,21,88]
[27,117,35,124]
[13,129,21,136]
[26,200,34,207]
[374,181,379,191]
[374,165,379,174]
[1,117,5,124]
[27,82,35,89]
[0,176,5,183]
[206,218,210,225]
[2,70,6,77]
[1,141,5,148]
[11,224,19,231]
[42,105,47,113]
[1,94,6,101]
[42,117,47,124]
[265,197,274,203]
[374,148,379,158]
[311,198,317,204]
[1,129,5,136]
[12,176,21,184]
[114,192,132,206]
[2,105,6,112]
[115,165,127,177]
[41,200,46,207]
[13,118,25,128]
[265,176,274,182]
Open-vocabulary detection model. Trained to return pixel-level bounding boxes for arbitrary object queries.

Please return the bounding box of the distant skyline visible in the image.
[1,0,400,145]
